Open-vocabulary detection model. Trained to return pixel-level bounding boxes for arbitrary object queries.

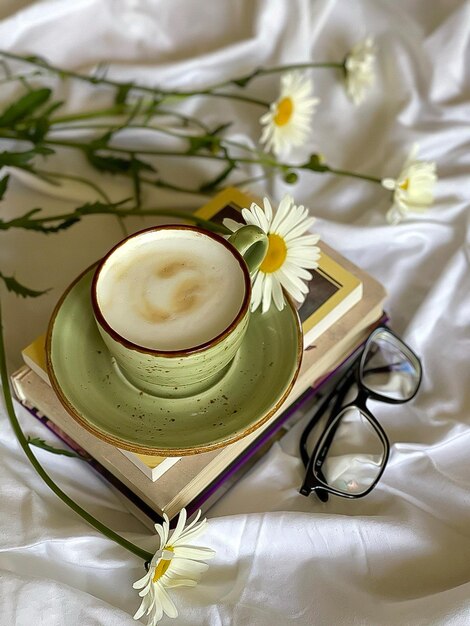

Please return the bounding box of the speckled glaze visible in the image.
[90,224,267,398]
[95,309,250,398]
[46,266,303,456]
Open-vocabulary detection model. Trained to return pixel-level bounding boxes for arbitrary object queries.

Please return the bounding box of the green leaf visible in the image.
[88,131,114,151]
[32,145,55,157]
[29,117,50,143]
[0,271,49,298]
[0,88,52,127]
[74,200,124,215]
[0,150,36,167]
[210,122,232,136]
[0,175,9,200]
[24,54,48,66]
[231,68,261,88]
[27,436,87,459]
[86,151,155,176]
[41,216,81,232]
[0,146,54,168]
[188,135,220,155]
[86,152,132,174]
[42,100,64,118]
[115,83,133,105]
[0,208,80,234]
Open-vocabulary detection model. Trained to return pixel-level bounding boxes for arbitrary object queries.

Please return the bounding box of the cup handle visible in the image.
[228,225,268,275]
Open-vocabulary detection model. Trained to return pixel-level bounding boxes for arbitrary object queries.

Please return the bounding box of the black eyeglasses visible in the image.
[299,326,422,501]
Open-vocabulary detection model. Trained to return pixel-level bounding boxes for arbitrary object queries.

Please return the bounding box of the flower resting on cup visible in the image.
[133,508,215,625]
[224,194,321,314]
[91,224,268,398]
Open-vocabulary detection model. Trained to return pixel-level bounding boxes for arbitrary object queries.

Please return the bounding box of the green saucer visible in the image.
[46,265,303,456]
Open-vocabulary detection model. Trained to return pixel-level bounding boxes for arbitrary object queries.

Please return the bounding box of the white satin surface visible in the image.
[0,1,469,624]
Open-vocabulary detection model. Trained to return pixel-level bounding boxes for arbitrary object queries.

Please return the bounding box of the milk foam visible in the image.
[97,230,246,350]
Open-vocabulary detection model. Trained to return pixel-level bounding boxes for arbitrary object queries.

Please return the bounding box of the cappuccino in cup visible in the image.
[91,224,268,397]
[96,229,246,351]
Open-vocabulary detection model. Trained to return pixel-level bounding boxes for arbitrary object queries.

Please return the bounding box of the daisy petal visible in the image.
[133,601,148,621]
[133,571,152,590]
[149,598,163,625]
[173,545,216,560]
[283,217,316,240]
[263,197,273,223]
[164,578,199,588]
[270,194,293,233]
[157,584,179,619]
[223,218,243,232]
[173,523,208,546]
[168,559,209,576]
[278,269,306,302]
[168,508,187,545]
[174,510,203,539]
[262,275,273,314]
[241,207,260,228]
[272,278,286,311]
[252,202,270,232]
[251,272,264,312]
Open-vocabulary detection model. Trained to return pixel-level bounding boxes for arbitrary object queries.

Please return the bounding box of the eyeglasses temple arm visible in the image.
[312,370,356,500]
[299,360,359,467]
[299,390,336,466]
[300,369,355,500]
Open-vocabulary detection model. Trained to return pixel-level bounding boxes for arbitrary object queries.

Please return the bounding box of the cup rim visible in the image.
[91,224,252,357]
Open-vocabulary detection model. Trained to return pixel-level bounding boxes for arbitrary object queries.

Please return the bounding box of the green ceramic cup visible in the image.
[91,224,268,398]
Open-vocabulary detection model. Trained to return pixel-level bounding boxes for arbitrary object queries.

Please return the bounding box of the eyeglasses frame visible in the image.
[299,326,422,501]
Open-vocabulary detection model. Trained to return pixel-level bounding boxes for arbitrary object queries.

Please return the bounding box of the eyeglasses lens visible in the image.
[360,330,421,401]
[314,407,385,496]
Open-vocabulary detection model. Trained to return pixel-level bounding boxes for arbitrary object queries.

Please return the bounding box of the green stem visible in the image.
[52,106,212,134]
[154,108,212,132]
[207,62,345,90]
[50,120,269,163]
[230,172,270,189]
[324,166,382,184]
[1,204,230,234]
[50,120,199,141]
[149,178,211,196]
[253,62,344,76]
[34,168,112,203]
[0,50,269,107]
[0,300,153,562]
[42,136,265,165]
[51,106,126,124]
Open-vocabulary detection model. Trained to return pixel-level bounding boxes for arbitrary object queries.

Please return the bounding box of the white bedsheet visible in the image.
[0,1,469,624]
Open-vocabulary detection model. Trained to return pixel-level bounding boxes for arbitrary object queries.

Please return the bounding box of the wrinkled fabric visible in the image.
[0,1,469,624]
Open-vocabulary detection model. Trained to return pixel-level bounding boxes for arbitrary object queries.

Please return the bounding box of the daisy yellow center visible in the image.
[399,178,409,191]
[152,547,174,582]
[274,97,294,126]
[260,234,287,273]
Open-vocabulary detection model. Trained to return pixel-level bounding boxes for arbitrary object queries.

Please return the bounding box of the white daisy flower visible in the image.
[344,37,376,105]
[259,72,319,159]
[133,509,215,625]
[381,145,437,225]
[224,195,321,314]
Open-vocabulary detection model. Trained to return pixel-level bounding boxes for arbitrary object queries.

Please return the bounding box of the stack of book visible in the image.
[11,188,387,529]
